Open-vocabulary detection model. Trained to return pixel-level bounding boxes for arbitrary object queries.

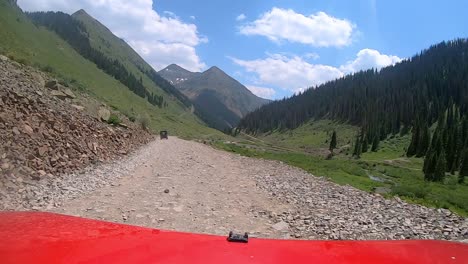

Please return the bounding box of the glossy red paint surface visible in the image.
[0,212,467,264]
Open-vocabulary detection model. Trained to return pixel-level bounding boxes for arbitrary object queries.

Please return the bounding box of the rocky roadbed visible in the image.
[49,137,467,241]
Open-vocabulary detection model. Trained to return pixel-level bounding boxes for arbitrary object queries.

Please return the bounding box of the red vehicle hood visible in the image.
[0,212,466,264]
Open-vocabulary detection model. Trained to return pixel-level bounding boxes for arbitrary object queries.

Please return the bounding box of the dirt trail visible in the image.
[52,137,467,241]
[53,137,291,238]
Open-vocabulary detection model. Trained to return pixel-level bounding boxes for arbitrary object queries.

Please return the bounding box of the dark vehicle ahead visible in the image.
[160,130,168,140]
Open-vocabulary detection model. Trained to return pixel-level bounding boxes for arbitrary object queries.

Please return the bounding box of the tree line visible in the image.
[27,11,165,108]
[238,39,468,182]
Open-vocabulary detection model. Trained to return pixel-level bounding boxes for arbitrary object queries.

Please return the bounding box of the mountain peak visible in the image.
[203,66,227,77]
[72,9,90,17]
[206,66,223,73]
[159,64,199,86]
[158,63,270,129]
[165,64,190,72]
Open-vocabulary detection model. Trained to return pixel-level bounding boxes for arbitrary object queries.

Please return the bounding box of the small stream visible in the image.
[365,170,387,183]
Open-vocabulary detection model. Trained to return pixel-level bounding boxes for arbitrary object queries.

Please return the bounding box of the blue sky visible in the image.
[18,0,468,99]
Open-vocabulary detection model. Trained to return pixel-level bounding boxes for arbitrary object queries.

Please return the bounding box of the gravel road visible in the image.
[49,137,468,241]
[52,137,291,238]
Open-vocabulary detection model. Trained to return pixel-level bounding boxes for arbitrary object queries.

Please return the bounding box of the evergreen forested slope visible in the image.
[28,11,170,108]
[238,39,468,181]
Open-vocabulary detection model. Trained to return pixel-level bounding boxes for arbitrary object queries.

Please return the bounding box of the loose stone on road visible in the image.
[53,138,291,238]
[52,137,467,241]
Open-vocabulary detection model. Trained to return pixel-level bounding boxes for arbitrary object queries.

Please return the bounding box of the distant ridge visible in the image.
[159,64,270,130]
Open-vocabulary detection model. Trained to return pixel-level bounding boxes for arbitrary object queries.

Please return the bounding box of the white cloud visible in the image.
[129,41,205,72]
[190,15,196,20]
[231,49,402,92]
[163,10,177,18]
[246,85,276,99]
[340,48,402,73]
[231,54,343,92]
[236,13,246,21]
[17,0,206,71]
[239,8,355,47]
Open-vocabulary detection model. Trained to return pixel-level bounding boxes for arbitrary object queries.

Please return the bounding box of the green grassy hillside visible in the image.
[71,10,187,112]
[0,1,224,139]
[260,120,358,151]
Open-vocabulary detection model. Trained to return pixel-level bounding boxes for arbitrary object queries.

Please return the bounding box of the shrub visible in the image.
[40,64,55,73]
[139,114,150,130]
[391,184,429,199]
[107,114,121,125]
[16,57,27,65]
[58,79,69,87]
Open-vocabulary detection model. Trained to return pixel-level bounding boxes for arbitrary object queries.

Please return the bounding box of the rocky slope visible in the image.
[0,55,153,209]
[251,164,467,240]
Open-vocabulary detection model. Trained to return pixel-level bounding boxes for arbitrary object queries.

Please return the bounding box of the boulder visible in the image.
[45,80,67,92]
[31,170,47,181]
[0,113,7,123]
[45,80,59,90]
[50,90,68,100]
[12,127,20,135]
[31,72,45,88]
[98,107,111,122]
[23,124,34,135]
[71,104,85,111]
[37,146,48,156]
[63,88,76,99]
[0,55,8,62]
[117,122,129,129]
[1,162,10,170]
[272,221,289,231]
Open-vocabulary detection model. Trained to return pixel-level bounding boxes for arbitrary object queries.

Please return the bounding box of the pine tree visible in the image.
[329,131,337,152]
[459,148,468,183]
[371,135,379,152]
[434,150,447,182]
[407,124,420,157]
[445,131,456,172]
[423,149,436,181]
[362,135,369,153]
[416,122,430,157]
[353,135,362,158]
[379,124,387,140]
